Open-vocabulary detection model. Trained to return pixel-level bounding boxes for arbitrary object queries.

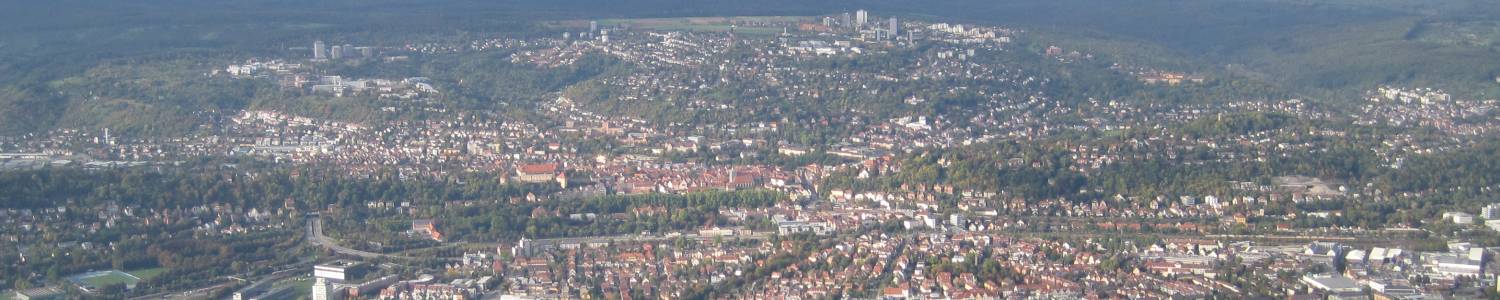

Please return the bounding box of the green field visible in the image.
[273,276,315,300]
[68,270,141,290]
[82,273,136,287]
[127,267,167,280]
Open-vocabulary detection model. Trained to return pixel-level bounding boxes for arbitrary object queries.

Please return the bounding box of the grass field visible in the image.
[68,270,141,290]
[272,276,315,300]
[287,277,314,297]
[82,273,136,287]
[127,267,167,280]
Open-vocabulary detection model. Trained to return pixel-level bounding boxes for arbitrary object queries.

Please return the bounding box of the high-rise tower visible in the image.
[312,40,326,60]
[889,17,898,36]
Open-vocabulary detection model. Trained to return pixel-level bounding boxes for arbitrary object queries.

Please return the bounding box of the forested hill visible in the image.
[0,0,853,136]
[3,0,1499,136]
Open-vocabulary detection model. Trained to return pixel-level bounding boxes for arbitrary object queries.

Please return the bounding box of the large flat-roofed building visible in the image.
[777,221,833,236]
[1301,274,1362,294]
[314,260,368,282]
[13,287,65,300]
[515,163,559,183]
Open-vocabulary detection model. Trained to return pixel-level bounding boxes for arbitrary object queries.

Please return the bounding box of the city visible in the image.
[5,2,1500,300]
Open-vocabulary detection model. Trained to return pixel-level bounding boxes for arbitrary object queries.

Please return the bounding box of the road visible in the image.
[534,231,771,245]
[128,281,236,300]
[454,231,773,250]
[1000,230,1426,248]
[141,216,756,300]
[308,217,382,259]
[127,267,306,300]
[308,218,463,261]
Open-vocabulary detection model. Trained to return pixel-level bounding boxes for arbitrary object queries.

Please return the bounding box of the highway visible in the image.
[308,218,464,261]
[308,217,383,259]
[127,265,308,300]
[128,281,236,300]
[454,231,773,250]
[532,231,771,245]
[998,230,1427,248]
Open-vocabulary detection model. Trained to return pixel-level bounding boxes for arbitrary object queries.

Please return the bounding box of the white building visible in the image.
[1431,255,1482,278]
[1444,212,1475,224]
[778,221,833,235]
[311,278,340,300]
[1482,203,1500,220]
[314,260,366,282]
[1300,274,1361,294]
[313,40,327,60]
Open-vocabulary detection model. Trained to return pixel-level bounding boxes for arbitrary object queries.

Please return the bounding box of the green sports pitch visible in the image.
[66,270,141,291]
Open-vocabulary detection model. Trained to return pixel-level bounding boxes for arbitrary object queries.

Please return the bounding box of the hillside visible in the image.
[2,0,1498,135]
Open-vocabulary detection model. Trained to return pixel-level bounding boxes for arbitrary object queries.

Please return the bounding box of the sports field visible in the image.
[128,267,167,280]
[67,270,141,290]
